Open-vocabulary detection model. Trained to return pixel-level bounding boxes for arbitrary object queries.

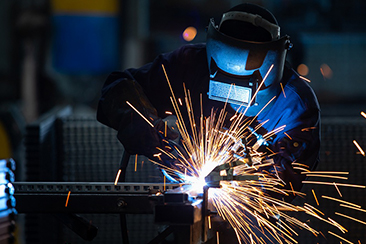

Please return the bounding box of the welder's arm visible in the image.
[96,45,205,162]
[261,112,320,201]
[97,76,177,159]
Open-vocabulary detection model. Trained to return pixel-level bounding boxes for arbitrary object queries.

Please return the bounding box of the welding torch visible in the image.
[204,126,269,188]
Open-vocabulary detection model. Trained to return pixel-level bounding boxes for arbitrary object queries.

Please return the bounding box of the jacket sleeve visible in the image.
[267,109,320,201]
[258,77,321,202]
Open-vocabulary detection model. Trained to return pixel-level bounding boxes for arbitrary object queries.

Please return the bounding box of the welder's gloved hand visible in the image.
[158,139,191,182]
[118,115,179,159]
[106,79,178,159]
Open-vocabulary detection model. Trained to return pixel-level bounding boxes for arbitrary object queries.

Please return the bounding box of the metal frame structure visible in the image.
[14,182,209,244]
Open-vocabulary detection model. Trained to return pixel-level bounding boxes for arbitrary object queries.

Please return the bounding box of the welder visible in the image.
[97,3,320,242]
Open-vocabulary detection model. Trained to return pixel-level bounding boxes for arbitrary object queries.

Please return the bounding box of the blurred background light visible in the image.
[320,63,333,79]
[182,26,197,42]
[297,63,309,76]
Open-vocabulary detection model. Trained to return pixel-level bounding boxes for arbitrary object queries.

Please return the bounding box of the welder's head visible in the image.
[206,3,292,116]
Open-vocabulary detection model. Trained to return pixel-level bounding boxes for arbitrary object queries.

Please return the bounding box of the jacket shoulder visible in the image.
[284,67,320,111]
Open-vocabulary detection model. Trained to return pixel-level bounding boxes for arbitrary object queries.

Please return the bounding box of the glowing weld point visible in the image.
[114,169,122,185]
[353,140,365,156]
[126,101,154,127]
[65,191,71,207]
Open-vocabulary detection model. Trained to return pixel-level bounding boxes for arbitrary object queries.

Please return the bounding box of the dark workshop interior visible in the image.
[0,0,366,243]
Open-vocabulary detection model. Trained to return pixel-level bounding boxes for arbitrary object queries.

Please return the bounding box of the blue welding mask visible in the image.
[206,5,292,116]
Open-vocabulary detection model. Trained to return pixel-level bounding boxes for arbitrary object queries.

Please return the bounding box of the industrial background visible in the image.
[0,0,365,243]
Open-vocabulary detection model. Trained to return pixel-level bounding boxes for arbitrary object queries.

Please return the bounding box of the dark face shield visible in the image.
[206,18,291,115]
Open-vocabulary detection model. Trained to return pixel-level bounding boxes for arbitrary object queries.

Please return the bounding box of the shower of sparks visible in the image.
[352,140,365,156]
[303,181,365,189]
[302,172,348,180]
[234,228,242,244]
[333,182,343,197]
[280,82,286,98]
[284,132,292,140]
[123,63,366,243]
[340,204,366,213]
[164,176,166,191]
[230,114,237,121]
[301,126,317,132]
[300,76,311,82]
[135,154,138,172]
[322,195,362,208]
[114,169,121,185]
[336,212,366,226]
[65,191,71,207]
[126,101,154,127]
[312,189,319,206]
[289,181,295,196]
[361,111,366,119]
[164,121,167,137]
[303,171,349,175]
[328,231,354,244]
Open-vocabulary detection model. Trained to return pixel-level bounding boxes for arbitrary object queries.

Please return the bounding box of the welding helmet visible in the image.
[206,3,292,116]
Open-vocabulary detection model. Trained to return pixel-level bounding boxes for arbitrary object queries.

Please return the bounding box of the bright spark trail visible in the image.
[126,64,366,243]
[353,140,365,156]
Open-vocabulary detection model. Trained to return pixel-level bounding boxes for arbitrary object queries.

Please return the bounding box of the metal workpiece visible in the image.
[154,192,202,225]
[14,182,216,243]
[204,160,259,188]
[14,182,180,214]
[14,182,180,194]
[152,191,208,244]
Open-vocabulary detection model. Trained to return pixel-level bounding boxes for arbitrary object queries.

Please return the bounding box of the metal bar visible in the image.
[13,182,180,194]
[15,193,158,214]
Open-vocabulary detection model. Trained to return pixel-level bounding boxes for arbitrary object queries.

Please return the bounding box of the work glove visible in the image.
[158,138,192,183]
[118,114,179,159]
[98,78,178,159]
